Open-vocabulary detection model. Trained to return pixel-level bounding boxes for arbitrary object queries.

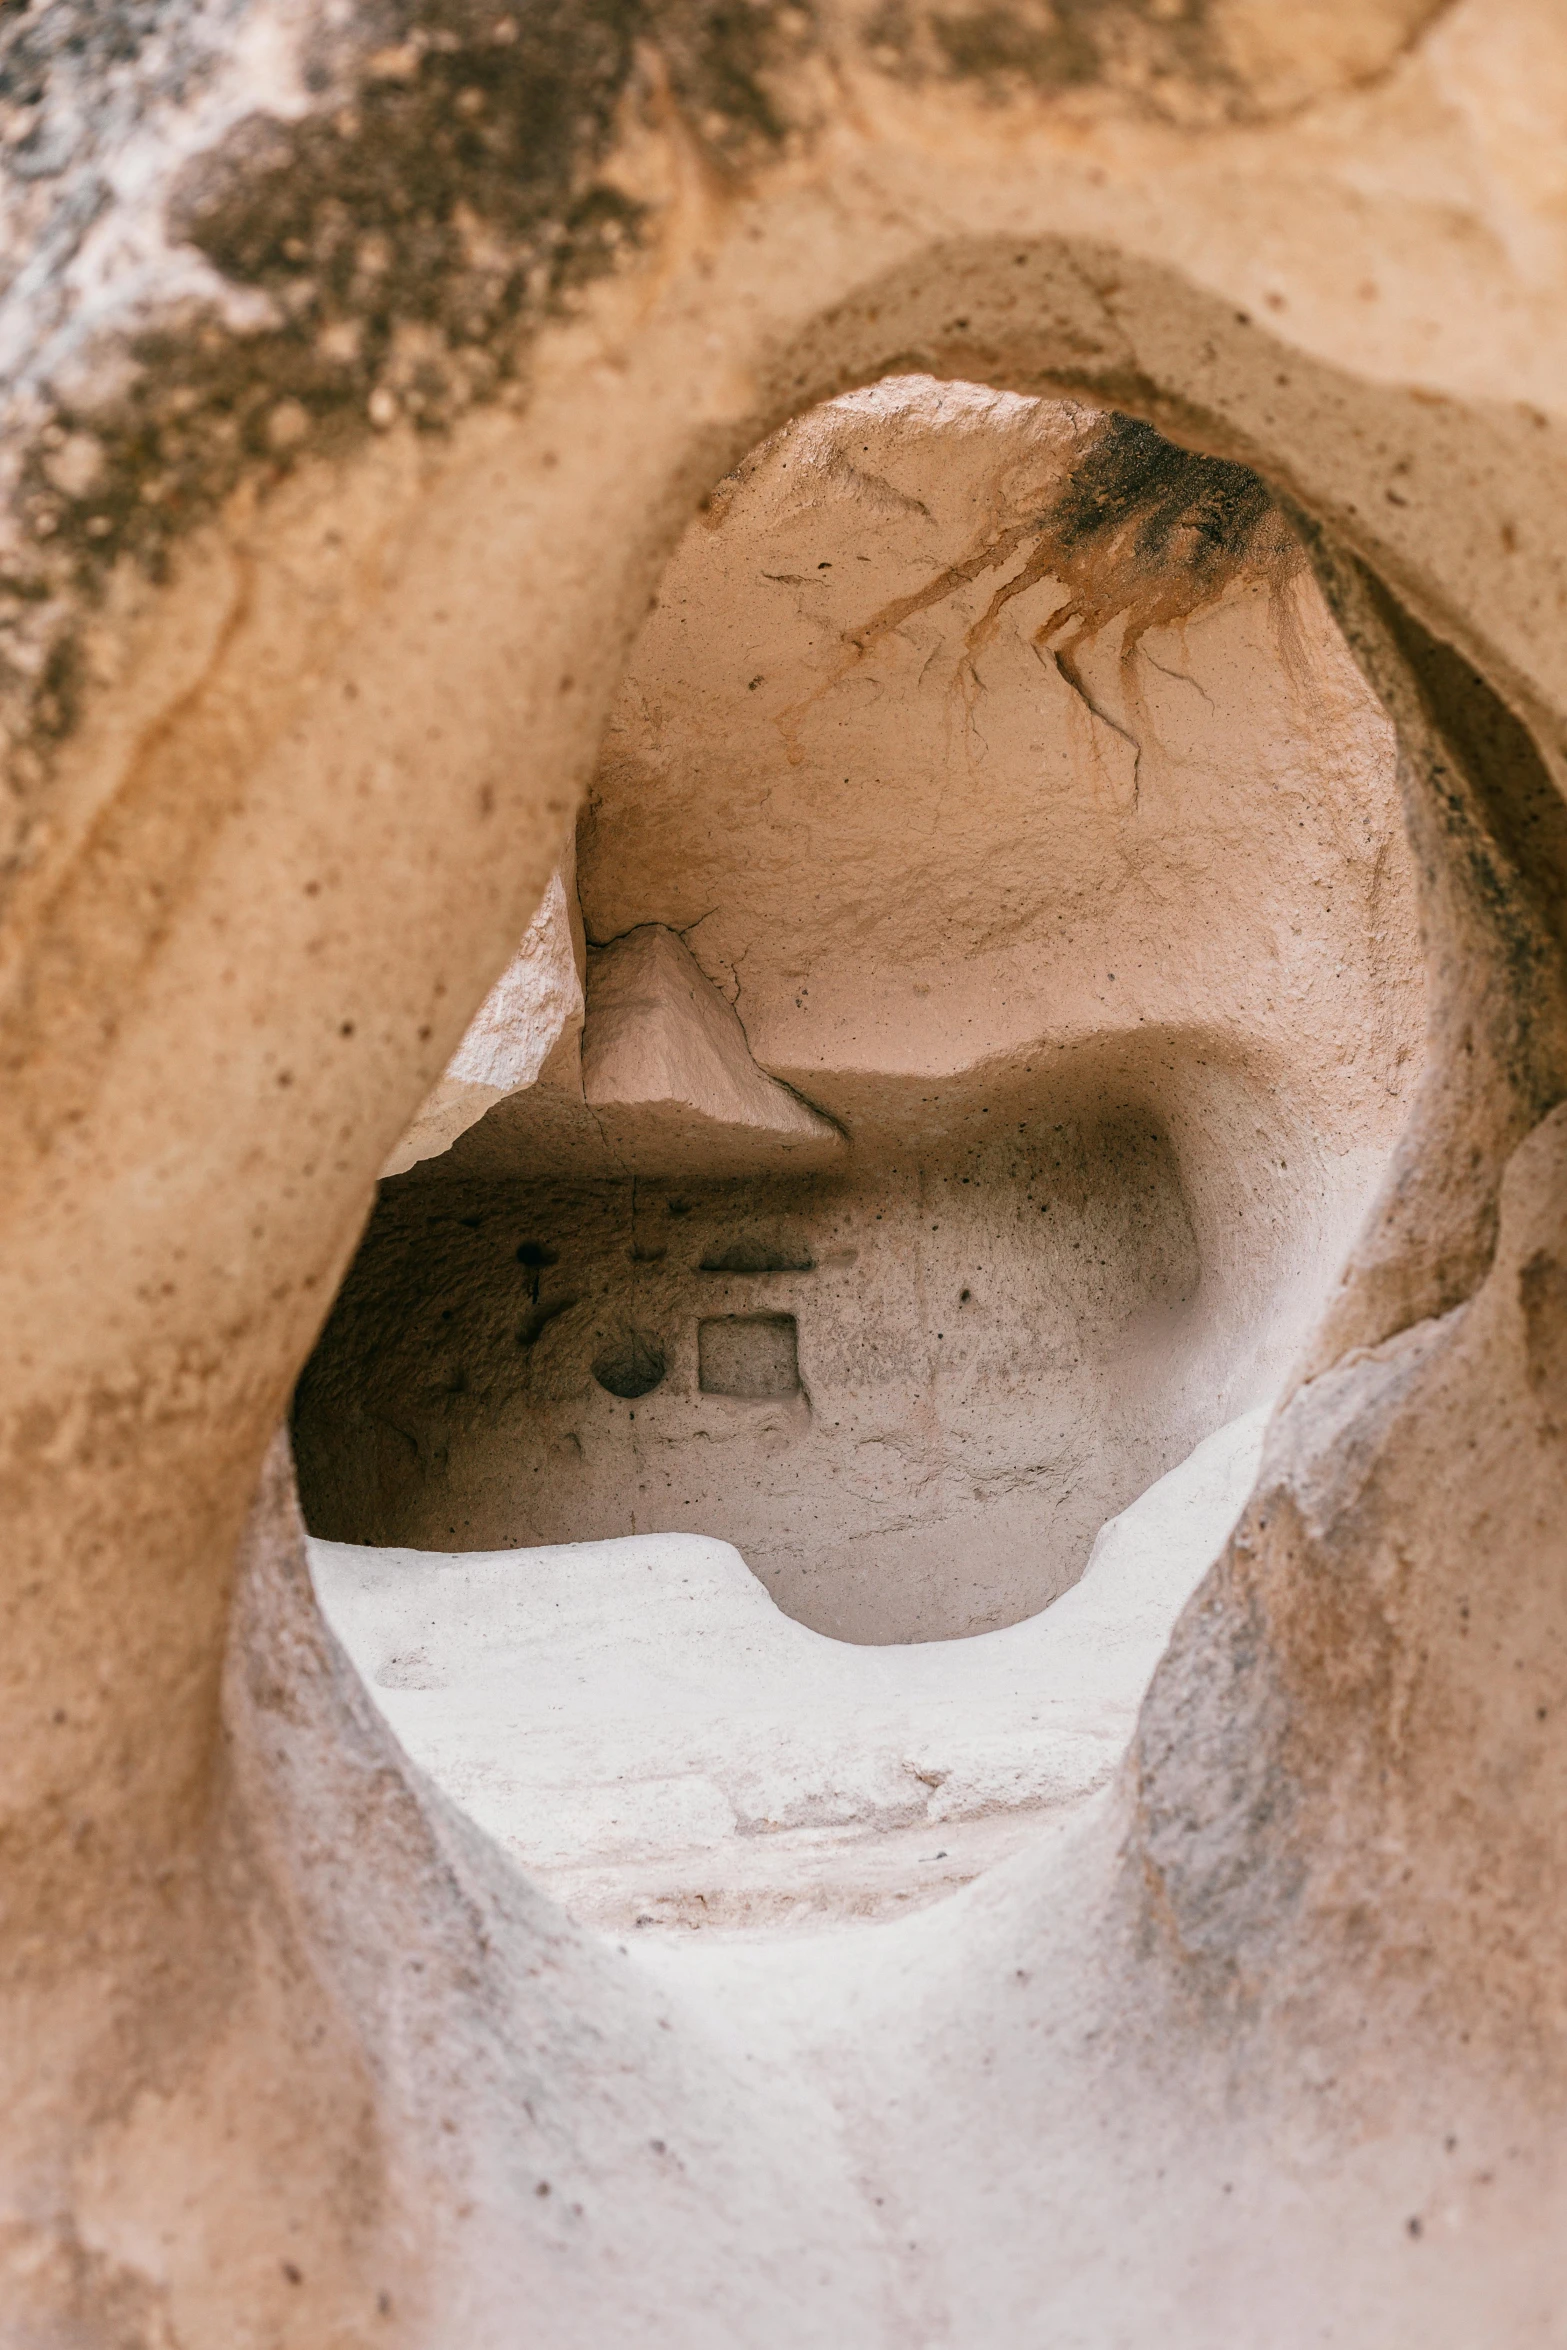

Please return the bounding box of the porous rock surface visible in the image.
[5,0,1567,2343]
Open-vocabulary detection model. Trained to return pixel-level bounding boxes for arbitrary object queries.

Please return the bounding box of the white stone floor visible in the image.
[310,1406,1267,1937]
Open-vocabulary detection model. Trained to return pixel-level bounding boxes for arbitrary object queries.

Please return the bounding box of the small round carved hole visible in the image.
[592,1331,667,1399]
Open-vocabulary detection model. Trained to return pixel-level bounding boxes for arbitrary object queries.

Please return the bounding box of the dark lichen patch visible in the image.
[0,3,644,827]
[31,628,84,748]
[54,0,651,584]
[653,0,821,159]
[927,5,1099,93]
[860,0,1236,119]
[857,0,1449,127]
[0,0,826,800]
[169,2,644,332]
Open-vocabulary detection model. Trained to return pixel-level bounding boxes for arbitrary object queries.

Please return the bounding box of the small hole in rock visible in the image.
[592,1331,667,1398]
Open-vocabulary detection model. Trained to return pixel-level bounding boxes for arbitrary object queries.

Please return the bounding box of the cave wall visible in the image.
[300,1073,1208,1641]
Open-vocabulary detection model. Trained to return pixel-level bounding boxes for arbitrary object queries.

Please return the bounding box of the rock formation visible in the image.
[580,920,844,1174]
[294,377,1419,1642]
[382,840,586,1175]
[4,0,1567,2342]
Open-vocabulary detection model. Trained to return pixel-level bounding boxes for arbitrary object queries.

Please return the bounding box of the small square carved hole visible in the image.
[698,1313,800,1399]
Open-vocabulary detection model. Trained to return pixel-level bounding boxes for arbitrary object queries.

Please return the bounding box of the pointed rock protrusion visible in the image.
[383,848,586,1177]
[581,925,843,1176]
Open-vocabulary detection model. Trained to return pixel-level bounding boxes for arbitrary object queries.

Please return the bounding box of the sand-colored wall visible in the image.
[3,0,1567,2339]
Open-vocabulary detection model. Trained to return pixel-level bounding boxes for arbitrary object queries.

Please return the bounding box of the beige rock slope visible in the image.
[295,379,1421,1642]
[6,0,1567,2342]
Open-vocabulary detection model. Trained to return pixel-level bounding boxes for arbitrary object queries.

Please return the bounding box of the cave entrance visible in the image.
[293,379,1421,1647]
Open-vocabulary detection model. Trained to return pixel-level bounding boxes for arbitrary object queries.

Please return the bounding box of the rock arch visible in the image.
[3,2,1566,2337]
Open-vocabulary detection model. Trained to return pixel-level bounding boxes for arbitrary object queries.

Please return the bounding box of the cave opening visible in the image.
[292,378,1422,1652]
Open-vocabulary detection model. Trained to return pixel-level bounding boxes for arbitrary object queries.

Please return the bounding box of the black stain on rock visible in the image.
[860,0,1448,127]
[1520,1250,1567,1398]
[1047,413,1275,598]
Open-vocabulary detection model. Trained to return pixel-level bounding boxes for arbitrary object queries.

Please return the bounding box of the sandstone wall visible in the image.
[3,0,1567,2340]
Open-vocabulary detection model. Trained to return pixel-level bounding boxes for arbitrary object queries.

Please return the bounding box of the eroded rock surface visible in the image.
[6,0,1567,2341]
